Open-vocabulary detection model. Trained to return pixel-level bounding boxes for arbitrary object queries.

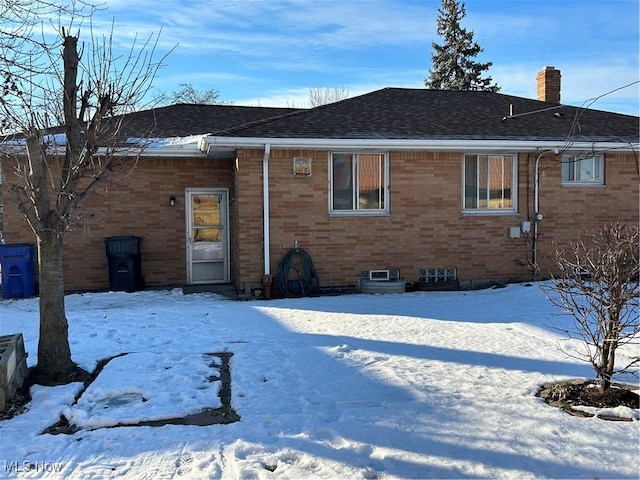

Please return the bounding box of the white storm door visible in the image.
[186,189,229,284]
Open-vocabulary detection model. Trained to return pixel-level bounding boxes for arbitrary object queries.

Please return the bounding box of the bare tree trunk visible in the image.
[33,231,75,383]
[602,340,616,391]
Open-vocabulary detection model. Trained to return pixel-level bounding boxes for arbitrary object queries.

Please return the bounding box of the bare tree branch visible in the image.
[308,86,349,107]
[0,1,170,383]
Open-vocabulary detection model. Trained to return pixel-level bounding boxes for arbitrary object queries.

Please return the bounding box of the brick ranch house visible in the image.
[1,67,638,297]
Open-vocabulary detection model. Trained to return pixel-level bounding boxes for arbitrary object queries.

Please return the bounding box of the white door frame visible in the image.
[185,188,230,284]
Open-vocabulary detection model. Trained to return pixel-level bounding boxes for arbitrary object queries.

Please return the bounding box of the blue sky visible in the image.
[91,0,639,114]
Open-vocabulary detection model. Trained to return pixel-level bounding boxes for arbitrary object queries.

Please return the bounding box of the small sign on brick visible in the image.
[0,334,29,412]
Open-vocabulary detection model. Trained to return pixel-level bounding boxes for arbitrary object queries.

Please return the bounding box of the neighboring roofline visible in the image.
[198,136,640,154]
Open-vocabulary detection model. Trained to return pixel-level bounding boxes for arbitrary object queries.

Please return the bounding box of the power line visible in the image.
[500,80,639,122]
[579,80,640,111]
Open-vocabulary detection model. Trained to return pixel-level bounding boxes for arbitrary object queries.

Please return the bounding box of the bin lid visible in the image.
[105,236,142,241]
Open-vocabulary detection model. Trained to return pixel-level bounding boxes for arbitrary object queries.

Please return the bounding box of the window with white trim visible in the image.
[330,153,388,214]
[463,154,517,213]
[562,154,603,185]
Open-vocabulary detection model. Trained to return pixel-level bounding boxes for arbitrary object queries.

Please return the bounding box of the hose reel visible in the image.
[275,245,319,297]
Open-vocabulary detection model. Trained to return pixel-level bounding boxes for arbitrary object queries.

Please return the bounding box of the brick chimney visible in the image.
[537,66,561,104]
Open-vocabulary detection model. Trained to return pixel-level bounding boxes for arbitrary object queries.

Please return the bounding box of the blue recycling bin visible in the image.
[0,244,36,298]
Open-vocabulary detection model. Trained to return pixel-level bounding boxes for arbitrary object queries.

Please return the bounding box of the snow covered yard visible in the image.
[0,283,638,479]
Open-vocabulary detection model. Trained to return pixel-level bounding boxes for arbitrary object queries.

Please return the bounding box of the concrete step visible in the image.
[0,334,28,412]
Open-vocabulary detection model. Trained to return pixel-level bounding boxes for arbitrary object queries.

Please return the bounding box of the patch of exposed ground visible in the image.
[1,352,239,431]
[537,379,639,421]
[0,385,31,421]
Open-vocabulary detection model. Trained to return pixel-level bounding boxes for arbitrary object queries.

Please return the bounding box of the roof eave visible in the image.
[198,136,640,154]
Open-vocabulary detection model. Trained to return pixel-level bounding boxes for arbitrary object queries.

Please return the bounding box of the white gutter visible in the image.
[262,144,271,276]
[199,136,639,153]
[8,137,208,158]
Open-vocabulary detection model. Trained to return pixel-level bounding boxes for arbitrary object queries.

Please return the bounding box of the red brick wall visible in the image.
[230,149,266,291]
[234,148,639,290]
[531,151,639,273]
[3,149,637,293]
[1,156,234,291]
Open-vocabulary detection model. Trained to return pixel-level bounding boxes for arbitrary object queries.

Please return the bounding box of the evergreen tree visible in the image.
[425,0,499,92]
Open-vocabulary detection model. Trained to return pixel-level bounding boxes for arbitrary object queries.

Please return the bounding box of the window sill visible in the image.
[330,211,390,218]
[561,182,605,188]
[462,210,519,217]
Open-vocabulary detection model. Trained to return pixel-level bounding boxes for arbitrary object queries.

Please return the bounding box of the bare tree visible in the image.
[540,223,639,391]
[157,83,230,105]
[1,1,75,126]
[0,3,167,383]
[308,86,349,107]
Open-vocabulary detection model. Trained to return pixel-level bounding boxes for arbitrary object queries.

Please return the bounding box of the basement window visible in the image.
[420,268,457,283]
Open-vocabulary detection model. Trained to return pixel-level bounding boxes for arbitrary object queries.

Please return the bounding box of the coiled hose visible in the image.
[275,248,319,297]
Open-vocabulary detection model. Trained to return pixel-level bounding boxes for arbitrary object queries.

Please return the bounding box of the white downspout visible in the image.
[262,144,271,275]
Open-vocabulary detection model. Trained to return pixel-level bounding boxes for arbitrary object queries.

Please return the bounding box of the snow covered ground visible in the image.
[0,283,638,479]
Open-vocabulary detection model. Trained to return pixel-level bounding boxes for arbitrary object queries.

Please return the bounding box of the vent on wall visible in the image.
[419,268,457,283]
[369,270,389,281]
[361,269,400,281]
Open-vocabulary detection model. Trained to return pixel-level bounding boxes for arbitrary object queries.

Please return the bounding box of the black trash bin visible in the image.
[104,236,143,292]
[0,244,36,298]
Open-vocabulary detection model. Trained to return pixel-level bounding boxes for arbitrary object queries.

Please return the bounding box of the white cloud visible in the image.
[78,1,640,116]
[493,62,639,115]
[95,0,436,59]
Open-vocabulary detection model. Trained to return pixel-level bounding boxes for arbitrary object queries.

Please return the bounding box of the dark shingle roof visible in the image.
[208,88,639,143]
[117,104,301,138]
